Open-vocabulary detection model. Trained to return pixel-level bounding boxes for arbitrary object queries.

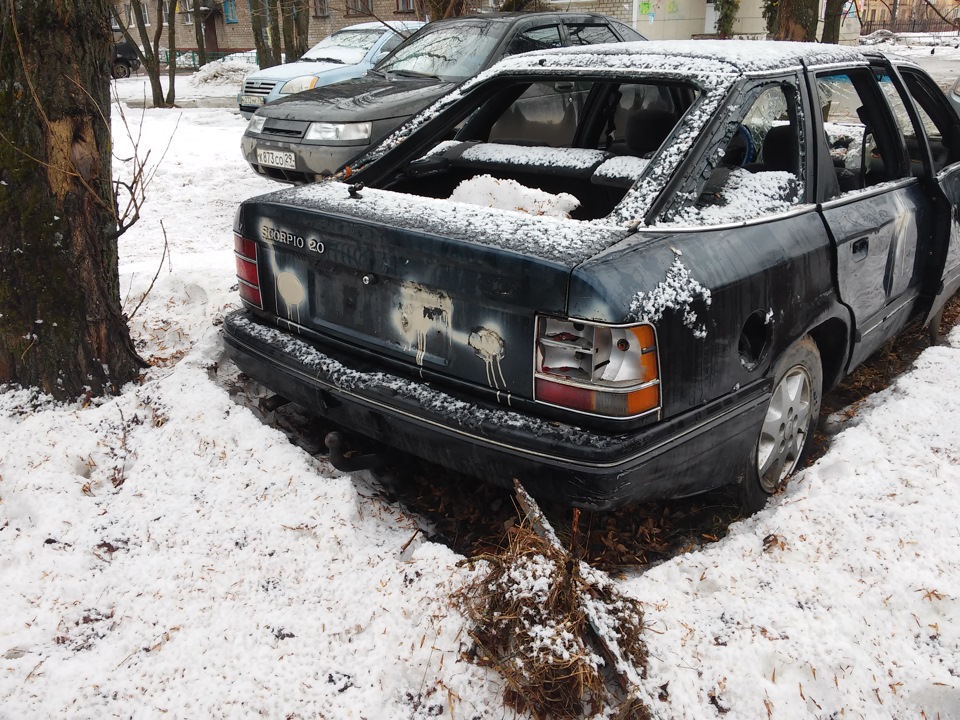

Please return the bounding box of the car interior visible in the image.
[379,78,700,220]
[376,75,808,225]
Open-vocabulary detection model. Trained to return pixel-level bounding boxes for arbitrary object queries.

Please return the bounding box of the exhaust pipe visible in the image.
[260,394,290,412]
[324,431,385,472]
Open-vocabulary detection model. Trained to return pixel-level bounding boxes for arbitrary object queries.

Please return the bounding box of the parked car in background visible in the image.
[238,21,423,119]
[948,74,960,118]
[112,41,140,79]
[241,13,646,183]
[226,42,960,511]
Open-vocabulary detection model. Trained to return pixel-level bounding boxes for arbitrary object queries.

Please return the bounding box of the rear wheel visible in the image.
[112,60,131,80]
[735,335,822,513]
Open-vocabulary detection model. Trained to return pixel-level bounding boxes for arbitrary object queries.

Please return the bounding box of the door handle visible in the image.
[554,81,575,92]
[852,237,868,261]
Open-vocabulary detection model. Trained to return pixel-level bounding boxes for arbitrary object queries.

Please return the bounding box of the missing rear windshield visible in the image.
[374,77,700,222]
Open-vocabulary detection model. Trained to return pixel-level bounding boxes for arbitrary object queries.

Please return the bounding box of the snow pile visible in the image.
[0,102,506,719]
[632,328,960,718]
[449,174,580,218]
[188,59,252,89]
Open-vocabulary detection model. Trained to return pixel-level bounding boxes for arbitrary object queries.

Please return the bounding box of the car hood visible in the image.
[256,76,456,123]
[245,59,364,83]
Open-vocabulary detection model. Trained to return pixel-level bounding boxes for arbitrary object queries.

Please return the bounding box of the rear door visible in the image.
[812,65,935,370]
[888,64,960,324]
[488,22,578,146]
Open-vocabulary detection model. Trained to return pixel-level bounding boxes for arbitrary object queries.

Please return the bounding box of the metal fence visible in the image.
[861,17,960,35]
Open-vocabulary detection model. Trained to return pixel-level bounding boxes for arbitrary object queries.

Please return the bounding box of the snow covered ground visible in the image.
[1,45,960,719]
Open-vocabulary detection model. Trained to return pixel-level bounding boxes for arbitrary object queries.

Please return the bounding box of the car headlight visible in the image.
[953,76,960,96]
[247,115,267,134]
[279,76,319,95]
[304,121,372,143]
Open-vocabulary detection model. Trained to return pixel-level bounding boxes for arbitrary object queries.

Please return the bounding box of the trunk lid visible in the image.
[238,183,629,397]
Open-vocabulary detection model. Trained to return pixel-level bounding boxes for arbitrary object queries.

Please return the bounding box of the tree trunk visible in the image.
[165,1,177,105]
[294,0,310,58]
[773,0,819,40]
[268,0,283,64]
[192,0,207,67]
[280,0,299,62]
[281,0,308,63]
[250,0,279,69]
[0,0,144,399]
[136,0,166,105]
[821,0,845,43]
[112,0,173,107]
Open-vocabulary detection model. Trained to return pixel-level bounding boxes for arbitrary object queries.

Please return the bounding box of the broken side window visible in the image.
[660,82,804,227]
[816,69,910,199]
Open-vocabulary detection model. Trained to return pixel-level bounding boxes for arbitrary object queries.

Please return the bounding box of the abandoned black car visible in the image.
[224,41,960,511]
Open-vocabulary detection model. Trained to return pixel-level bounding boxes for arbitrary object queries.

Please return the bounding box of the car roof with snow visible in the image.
[490,39,868,79]
[338,19,423,31]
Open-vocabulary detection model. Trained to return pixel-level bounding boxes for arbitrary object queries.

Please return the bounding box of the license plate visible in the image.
[256,148,296,170]
[240,95,265,107]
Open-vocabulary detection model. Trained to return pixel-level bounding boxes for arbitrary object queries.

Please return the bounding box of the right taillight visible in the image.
[234,234,262,309]
[534,315,660,419]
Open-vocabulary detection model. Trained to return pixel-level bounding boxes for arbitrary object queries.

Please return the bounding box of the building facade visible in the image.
[111,0,860,59]
[860,0,960,33]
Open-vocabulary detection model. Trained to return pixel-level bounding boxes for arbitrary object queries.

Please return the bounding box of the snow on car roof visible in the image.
[495,40,867,78]
[338,20,423,31]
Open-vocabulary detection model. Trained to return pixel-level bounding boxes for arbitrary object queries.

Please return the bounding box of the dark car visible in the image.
[225,41,960,511]
[240,12,645,184]
[112,41,140,80]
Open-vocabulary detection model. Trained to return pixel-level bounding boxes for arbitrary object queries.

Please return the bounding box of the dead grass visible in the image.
[457,489,651,719]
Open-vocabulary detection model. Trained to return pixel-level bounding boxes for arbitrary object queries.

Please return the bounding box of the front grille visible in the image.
[243,80,278,96]
[262,121,307,140]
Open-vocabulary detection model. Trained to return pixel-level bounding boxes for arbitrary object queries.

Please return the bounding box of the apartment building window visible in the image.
[181,1,194,25]
[224,0,239,22]
[313,0,329,16]
[161,0,171,24]
[396,0,414,11]
[346,0,372,15]
[126,2,151,26]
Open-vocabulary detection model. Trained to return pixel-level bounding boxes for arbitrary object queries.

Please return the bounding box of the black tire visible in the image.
[112,60,131,80]
[734,335,822,513]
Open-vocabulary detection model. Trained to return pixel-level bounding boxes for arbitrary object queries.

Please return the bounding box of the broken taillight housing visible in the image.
[534,316,660,419]
[234,234,262,309]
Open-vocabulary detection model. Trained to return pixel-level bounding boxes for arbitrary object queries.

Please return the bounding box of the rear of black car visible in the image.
[223,186,767,510]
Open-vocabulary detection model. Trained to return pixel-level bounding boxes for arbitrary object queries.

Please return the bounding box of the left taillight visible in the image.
[234,233,262,309]
[534,315,660,419]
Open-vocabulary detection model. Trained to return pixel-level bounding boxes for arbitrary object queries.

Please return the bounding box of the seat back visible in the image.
[624,109,677,157]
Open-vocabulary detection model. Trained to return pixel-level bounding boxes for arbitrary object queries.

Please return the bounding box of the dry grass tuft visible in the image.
[457,484,652,719]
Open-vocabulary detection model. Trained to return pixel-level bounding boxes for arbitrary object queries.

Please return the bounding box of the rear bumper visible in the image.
[224,310,771,510]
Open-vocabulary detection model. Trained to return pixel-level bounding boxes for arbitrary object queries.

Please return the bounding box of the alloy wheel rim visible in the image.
[757,364,812,494]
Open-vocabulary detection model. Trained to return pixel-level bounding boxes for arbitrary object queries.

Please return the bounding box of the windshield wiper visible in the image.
[367,68,386,78]
[386,69,442,80]
[303,56,346,64]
